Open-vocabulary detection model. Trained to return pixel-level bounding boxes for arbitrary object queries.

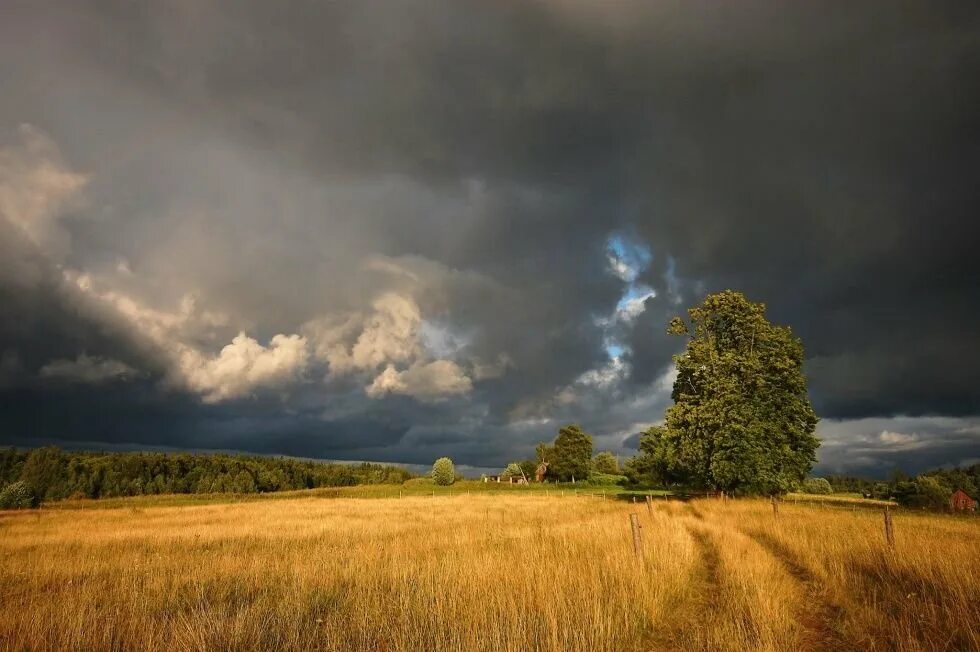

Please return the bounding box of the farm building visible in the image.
[481,474,527,484]
[949,489,978,512]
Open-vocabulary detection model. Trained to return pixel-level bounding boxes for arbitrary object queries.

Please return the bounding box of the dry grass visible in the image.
[0,494,977,651]
[784,492,896,508]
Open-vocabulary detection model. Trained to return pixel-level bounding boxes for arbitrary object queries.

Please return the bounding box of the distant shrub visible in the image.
[803,478,833,495]
[502,463,524,480]
[592,452,620,475]
[431,458,456,486]
[588,473,629,486]
[871,482,891,500]
[894,476,949,510]
[403,477,434,488]
[0,481,35,509]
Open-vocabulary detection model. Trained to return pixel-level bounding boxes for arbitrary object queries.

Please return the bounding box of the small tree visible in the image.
[535,443,554,465]
[0,481,35,509]
[431,457,456,486]
[503,462,525,481]
[592,452,620,475]
[518,459,537,480]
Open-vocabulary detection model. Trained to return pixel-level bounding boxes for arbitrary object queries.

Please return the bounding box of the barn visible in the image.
[949,489,978,512]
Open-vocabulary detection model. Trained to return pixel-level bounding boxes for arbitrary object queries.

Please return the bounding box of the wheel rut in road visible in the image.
[643,519,723,652]
[745,529,858,651]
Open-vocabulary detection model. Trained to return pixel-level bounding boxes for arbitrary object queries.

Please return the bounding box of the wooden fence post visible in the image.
[883,505,895,547]
[771,495,779,517]
[645,495,653,517]
[630,513,643,558]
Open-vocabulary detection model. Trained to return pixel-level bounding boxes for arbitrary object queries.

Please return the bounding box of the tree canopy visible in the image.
[549,424,594,481]
[637,291,819,495]
[591,452,620,475]
[630,425,680,487]
[431,457,456,486]
[503,462,525,480]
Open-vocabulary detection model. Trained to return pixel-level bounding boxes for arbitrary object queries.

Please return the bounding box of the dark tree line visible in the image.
[0,446,414,504]
[500,424,618,484]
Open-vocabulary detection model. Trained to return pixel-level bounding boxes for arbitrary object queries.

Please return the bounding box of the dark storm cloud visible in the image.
[1,1,978,475]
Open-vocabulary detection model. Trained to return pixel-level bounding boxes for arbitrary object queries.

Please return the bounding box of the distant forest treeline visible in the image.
[0,446,414,503]
[827,464,980,507]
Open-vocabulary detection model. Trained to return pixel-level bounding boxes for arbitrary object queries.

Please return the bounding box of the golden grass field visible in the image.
[1,494,978,651]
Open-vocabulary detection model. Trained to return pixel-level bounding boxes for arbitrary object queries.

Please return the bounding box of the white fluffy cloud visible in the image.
[65,271,229,345]
[305,292,478,401]
[877,430,920,447]
[309,293,422,375]
[40,354,137,384]
[65,271,308,402]
[7,130,481,405]
[66,267,475,403]
[366,360,473,402]
[178,333,309,403]
[0,124,88,260]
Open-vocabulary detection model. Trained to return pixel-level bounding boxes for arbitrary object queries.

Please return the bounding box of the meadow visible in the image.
[1,491,977,651]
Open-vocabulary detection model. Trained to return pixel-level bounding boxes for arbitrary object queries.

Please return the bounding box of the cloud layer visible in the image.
[0,2,978,475]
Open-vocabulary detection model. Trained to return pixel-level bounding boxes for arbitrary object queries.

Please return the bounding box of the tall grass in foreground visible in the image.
[0,495,977,651]
[690,500,980,651]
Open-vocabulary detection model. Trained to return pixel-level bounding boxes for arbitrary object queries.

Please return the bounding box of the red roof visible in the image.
[951,488,976,500]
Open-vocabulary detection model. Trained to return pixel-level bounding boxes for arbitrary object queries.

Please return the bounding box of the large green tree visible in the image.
[662,290,819,494]
[550,424,594,482]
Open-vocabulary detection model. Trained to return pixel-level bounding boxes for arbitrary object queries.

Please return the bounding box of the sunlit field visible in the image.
[1,494,977,651]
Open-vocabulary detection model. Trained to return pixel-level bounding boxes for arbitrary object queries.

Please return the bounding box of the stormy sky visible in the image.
[1,1,978,477]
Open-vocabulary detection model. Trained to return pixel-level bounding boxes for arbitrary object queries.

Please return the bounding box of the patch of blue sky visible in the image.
[606,233,653,283]
[605,343,624,359]
[602,232,657,361]
[616,283,656,314]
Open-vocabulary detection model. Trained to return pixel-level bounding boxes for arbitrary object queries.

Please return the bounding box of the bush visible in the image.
[592,452,620,475]
[588,473,629,486]
[871,482,891,500]
[0,481,35,509]
[431,458,456,486]
[803,477,833,495]
[894,476,949,510]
